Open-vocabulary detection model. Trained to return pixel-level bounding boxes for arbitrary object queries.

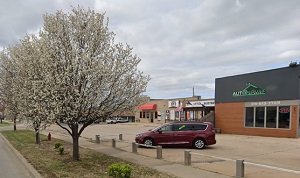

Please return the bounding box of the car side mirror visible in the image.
[158,130,162,134]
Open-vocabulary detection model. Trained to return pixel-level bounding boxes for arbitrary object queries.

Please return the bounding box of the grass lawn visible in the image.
[0,120,13,127]
[1,130,178,178]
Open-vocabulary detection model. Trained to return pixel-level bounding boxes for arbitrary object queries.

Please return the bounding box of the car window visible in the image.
[174,124,193,131]
[172,124,208,131]
[160,125,173,132]
[193,124,208,130]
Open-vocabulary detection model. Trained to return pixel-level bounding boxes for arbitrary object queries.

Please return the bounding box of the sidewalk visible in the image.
[0,129,41,178]
[43,129,232,178]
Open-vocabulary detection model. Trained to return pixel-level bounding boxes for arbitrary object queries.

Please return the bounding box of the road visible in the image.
[0,129,33,178]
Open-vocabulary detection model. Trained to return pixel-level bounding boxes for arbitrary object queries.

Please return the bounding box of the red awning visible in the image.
[138,104,157,110]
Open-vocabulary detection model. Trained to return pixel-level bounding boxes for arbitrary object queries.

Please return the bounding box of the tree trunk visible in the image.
[35,129,40,144]
[13,117,16,131]
[72,124,80,161]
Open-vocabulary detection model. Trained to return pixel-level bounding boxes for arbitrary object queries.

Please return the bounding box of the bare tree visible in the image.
[39,7,149,161]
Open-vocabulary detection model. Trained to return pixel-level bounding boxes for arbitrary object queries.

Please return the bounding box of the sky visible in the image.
[1,0,300,99]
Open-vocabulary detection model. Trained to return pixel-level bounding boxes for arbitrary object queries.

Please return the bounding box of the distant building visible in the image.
[136,96,215,124]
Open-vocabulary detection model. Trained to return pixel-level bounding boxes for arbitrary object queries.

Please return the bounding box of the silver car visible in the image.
[106,118,117,124]
[116,117,128,123]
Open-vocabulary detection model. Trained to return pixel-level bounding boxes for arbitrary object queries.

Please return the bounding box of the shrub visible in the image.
[54,142,62,149]
[108,163,132,178]
[58,145,64,155]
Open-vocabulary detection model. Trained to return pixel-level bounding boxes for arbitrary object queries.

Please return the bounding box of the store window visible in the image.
[245,106,290,129]
[278,106,290,128]
[245,107,254,127]
[266,106,276,128]
[255,107,265,127]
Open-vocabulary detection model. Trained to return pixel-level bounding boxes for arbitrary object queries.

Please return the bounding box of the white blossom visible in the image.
[0,6,150,160]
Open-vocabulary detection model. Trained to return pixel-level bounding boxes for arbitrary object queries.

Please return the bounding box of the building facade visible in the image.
[215,65,300,138]
[136,96,215,124]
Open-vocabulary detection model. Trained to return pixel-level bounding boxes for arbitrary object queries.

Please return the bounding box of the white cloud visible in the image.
[1,0,300,99]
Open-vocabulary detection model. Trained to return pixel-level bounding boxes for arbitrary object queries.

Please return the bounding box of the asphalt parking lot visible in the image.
[47,122,300,178]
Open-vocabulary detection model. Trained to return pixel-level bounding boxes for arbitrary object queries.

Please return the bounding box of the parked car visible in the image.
[93,119,102,124]
[135,121,216,149]
[106,118,117,124]
[116,117,129,123]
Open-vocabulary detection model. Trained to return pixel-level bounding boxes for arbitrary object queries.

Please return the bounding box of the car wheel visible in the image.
[193,138,206,149]
[143,138,154,147]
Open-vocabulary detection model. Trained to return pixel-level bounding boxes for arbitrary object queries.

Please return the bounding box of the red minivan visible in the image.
[135,121,216,149]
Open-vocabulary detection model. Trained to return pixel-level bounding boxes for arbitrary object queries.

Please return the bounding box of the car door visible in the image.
[154,125,174,145]
[172,124,193,145]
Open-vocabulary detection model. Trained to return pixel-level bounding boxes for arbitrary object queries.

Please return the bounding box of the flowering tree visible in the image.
[0,6,149,161]
[0,48,20,131]
[0,36,53,144]
[39,7,149,161]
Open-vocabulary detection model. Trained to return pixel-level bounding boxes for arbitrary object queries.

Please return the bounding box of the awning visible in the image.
[138,104,157,110]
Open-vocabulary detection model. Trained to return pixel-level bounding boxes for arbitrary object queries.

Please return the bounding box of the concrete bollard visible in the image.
[112,139,116,148]
[48,132,51,141]
[236,159,244,178]
[119,134,123,140]
[132,142,137,153]
[156,146,162,159]
[184,150,191,165]
[95,135,100,144]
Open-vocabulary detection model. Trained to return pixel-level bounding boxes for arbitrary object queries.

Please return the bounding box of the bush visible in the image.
[58,145,64,155]
[108,163,132,178]
[54,142,62,149]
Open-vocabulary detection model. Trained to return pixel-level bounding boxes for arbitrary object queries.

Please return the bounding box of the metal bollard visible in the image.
[95,135,100,144]
[132,142,137,153]
[236,159,244,178]
[184,150,191,165]
[156,146,162,159]
[119,134,123,140]
[112,139,116,148]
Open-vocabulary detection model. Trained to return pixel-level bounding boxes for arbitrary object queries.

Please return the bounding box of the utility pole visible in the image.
[193,87,194,96]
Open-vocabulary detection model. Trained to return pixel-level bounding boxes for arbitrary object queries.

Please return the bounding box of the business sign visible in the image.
[157,110,161,120]
[185,100,215,108]
[168,100,180,108]
[170,110,175,120]
[233,83,266,97]
[245,100,299,107]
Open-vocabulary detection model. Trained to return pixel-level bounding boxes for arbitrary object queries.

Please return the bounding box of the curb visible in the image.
[0,133,42,178]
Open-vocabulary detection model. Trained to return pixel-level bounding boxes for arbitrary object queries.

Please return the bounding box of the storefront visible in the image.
[138,103,159,123]
[215,65,300,138]
[136,96,215,124]
[184,99,215,121]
